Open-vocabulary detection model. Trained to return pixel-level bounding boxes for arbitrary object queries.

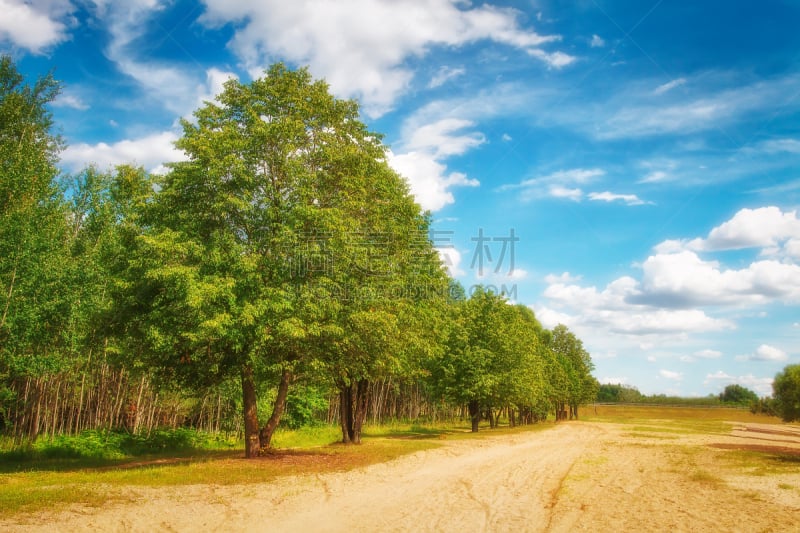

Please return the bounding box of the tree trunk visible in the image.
[339,379,369,444]
[241,364,261,458]
[468,400,480,432]
[259,368,292,450]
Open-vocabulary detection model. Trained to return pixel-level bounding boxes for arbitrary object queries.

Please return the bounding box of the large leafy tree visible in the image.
[115,64,447,454]
[719,383,758,406]
[772,364,800,422]
[0,56,72,435]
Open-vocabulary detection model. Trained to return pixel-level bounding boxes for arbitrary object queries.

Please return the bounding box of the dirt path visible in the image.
[5,422,800,532]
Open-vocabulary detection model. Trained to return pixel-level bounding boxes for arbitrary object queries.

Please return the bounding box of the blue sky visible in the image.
[4,0,800,397]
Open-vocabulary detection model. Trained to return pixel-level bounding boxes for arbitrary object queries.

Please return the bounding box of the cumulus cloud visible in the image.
[404,118,486,159]
[0,0,74,53]
[538,275,734,335]
[631,250,800,308]
[388,118,482,211]
[740,344,789,362]
[61,131,186,174]
[199,0,571,116]
[691,206,800,252]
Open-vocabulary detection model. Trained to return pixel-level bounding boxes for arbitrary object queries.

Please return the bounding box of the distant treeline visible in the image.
[595,383,776,415]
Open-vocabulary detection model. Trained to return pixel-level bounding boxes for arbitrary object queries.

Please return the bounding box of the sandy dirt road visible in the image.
[4,421,800,532]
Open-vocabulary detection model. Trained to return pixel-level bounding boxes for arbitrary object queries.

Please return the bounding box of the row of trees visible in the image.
[0,57,599,456]
[596,377,800,423]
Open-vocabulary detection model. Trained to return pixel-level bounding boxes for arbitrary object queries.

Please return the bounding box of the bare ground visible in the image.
[4,421,800,532]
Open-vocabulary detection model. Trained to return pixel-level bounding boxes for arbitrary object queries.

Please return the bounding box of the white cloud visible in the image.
[527,49,577,68]
[90,2,236,118]
[590,34,605,48]
[539,275,734,335]
[640,171,669,183]
[588,191,650,206]
[199,0,569,116]
[599,377,629,385]
[436,247,465,277]
[404,118,485,159]
[549,186,583,201]
[653,78,687,95]
[61,131,186,174]
[633,250,800,307]
[0,0,74,53]
[500,168,604,202]
[388,118,483,211]
[659,369,683,381]
[531,305,575,329]
[544,272,582,284]
[704,371,774,396]
[53,92,89,111]
[596,73,800,139]
[693,206,800,252]
[752,344,788,362]
[388,151,478,212]
[429,66,466,89]
[694,349,722,359]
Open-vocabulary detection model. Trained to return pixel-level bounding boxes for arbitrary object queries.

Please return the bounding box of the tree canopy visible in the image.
[0,56,599,453]
[772,364,800,422]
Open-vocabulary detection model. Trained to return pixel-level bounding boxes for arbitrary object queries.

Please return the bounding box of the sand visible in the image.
[4,420,799,532]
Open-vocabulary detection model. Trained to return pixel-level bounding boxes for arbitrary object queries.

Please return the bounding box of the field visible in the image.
[1,406,799,532]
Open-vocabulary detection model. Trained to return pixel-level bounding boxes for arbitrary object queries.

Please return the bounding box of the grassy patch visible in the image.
[715,448,800,476]
[689,469,724,486]
[586,404,776,424]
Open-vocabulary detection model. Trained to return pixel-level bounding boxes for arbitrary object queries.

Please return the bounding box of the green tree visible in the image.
[718,384,758,406]
[0,56,72,437]
[772,364,800,422]
[596,383,643,403]
[432,287,543,432]
[113,64,447,454]
[547,324,595,419]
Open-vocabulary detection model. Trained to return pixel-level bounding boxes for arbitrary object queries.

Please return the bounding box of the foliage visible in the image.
[749,397,776,417]
[281,384,330,429]
[0,428,235,463]
[772,364,800,422]
[0,55,71,420]
[596,383,644,403]
[429,288,594,431]
[0,56,603,450]
[719,384,759,405]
